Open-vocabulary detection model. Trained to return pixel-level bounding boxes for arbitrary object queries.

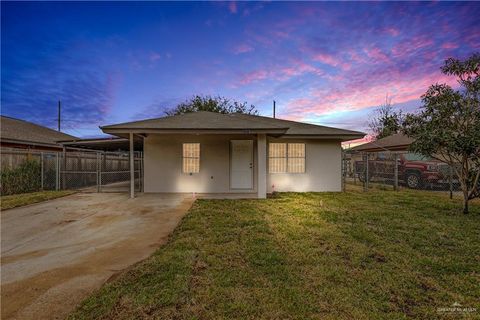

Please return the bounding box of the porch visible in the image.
[141,133,267,199]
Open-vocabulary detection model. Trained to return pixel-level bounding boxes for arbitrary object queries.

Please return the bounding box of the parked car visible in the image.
[355,152,458,189]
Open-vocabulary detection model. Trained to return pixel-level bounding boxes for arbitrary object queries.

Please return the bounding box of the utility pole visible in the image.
[58,100,61,132]
[273,100,276,118]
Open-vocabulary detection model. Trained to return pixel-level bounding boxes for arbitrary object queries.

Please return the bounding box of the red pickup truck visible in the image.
[354,152,456,189]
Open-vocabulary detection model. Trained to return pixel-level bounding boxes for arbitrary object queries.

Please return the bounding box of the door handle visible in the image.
[249,163,253,169]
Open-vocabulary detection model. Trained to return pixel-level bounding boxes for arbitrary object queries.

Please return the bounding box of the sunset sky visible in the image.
[1,1,479,140]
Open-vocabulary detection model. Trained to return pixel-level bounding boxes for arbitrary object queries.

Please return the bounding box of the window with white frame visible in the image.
[268,143,305,173]
[269,143,287,173]
[183,143,200,173]
[287,143,305,173]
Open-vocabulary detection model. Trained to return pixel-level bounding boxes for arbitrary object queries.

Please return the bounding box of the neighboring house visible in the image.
[347,133,456,189]
[101,111,364,198]
[0,115,77,151]
[345,133,413,176]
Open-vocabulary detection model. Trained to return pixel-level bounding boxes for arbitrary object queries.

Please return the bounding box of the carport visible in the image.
[58,136,144,196]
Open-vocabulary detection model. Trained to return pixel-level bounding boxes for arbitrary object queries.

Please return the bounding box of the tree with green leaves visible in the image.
[402,53,480,214]
[165,95,258,116]
[368,95,404,140]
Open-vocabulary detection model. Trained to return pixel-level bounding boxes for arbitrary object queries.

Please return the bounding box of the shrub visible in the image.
[1,159,42,195]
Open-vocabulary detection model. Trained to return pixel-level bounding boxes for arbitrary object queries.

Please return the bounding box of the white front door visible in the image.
[230,140,253,189]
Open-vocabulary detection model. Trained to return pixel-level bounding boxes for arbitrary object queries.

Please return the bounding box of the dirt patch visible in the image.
[139,208,153,215]
[1,193,194,320]
[1,249,50,264]
[87,214,125,228]
[55,219,77,226]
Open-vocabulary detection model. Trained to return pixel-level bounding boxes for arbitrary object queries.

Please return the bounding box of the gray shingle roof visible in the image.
[101,111,364,138]
[1,116,77,146]
[102,112,288,130]
[350,133,413,152]
[231,113,364,136]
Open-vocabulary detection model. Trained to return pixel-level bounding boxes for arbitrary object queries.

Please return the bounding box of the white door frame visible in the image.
[230,140,254,190]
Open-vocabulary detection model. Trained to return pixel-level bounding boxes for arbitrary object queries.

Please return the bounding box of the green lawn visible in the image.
[1,190,75,210]
[70,187,479,319]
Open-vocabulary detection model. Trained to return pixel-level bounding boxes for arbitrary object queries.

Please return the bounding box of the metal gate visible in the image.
[99,151,142,192]
[58,150,143,193]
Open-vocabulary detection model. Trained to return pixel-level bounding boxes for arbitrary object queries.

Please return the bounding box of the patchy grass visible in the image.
[70,187,480,319]
[1,190,75,210]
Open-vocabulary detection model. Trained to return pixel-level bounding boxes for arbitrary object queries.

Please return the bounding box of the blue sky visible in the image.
[1,1,479,139]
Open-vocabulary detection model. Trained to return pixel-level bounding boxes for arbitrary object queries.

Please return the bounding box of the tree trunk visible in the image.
[459,162,469,214]
[463,192,469,214]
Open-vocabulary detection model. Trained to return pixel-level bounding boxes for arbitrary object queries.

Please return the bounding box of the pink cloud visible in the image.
[364,47,390,63]
[464,30,480,47]
[229,1,237,14]
[342,136,373,148]
[279,60,323,79]
[313,53,351,70]
[238,69,269,85]
[236,60,324,86]
[244,30,274,48]
[232,43,254,54]
[385,27,400,37]
[391,36,434,57]
[149,52,161,62]
[273,30,289,39]
[313,53,338,65]
[348,50,366,63]
[284,71,458,118]
[441,42,459,49]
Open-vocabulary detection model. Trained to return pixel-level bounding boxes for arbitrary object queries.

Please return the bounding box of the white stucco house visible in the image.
[101,111,365,198]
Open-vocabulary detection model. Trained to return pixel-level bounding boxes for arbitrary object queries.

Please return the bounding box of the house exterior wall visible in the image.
[144,134,342,195]
[266,138,342,193]
[144,134,258,193]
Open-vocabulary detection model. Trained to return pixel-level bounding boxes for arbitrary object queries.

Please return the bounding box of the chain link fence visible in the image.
[99,151,142,192]
[342,149,461,198]
[1,147,142,195]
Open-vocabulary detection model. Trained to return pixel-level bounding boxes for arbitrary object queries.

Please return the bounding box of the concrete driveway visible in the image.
[1,192,194,320]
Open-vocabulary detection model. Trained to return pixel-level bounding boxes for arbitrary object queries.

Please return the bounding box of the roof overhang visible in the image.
[276,134,365,141]
[351,144,410,153]
[101,128,364,142]
[58,136,143,151]
[101,127,289,138]
[0,138,60,149]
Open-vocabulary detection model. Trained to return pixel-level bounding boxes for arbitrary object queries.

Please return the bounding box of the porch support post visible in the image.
[257,134,267,199]
[129,132,135,198]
